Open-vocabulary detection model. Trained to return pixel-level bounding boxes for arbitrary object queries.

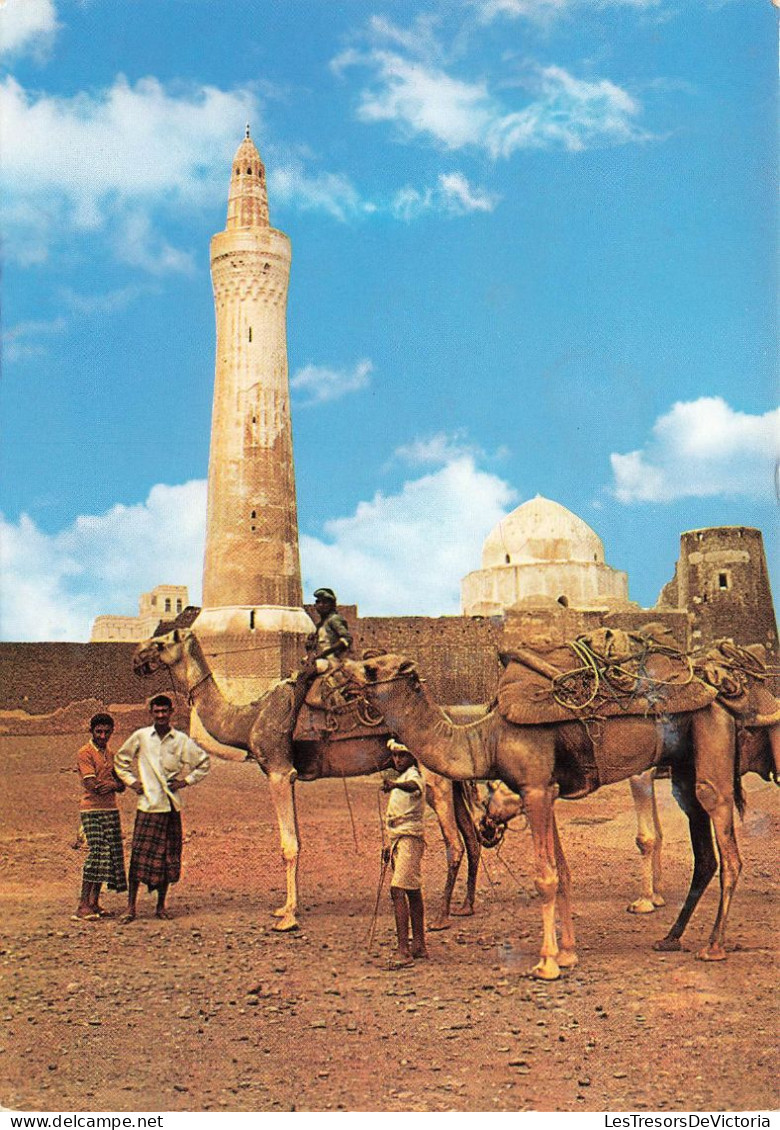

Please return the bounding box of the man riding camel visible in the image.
[304,587,353,676]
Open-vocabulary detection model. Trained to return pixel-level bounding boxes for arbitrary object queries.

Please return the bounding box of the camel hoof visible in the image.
[557,949,578,969]
[530,958,561,981]
[450,905,475,918]
[427,920,451,932]
[627,898,658,915]
[653,936,682,952]
[272,914,300,933]
[696,944,727,962]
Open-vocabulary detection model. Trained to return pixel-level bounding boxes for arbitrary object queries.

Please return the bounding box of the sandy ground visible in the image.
[0,733,777,1113]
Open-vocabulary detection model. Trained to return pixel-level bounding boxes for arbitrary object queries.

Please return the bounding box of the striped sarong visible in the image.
[80,810,127,892]
[129,811,183,891]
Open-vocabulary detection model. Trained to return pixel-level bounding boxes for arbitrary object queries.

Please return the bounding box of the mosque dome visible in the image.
[481,496,605,570]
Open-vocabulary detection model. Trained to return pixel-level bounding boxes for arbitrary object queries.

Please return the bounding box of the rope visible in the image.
[366,787,390,950]
[341,775,360,852]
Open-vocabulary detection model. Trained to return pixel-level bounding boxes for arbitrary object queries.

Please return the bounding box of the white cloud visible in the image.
[337,48,650,156]
[60,284,150,316]
[342,51,495,150]
[391,171,498,219]
[393,430,485,466]
[0,482,207,641]
[291,359,373,405]
[0,0,58,58]
[487,66,648,155]
[2,316,66,363]
[301,454,517,615]
[0,74,258,266]
[471,0,661,19]
[610,397,780,503]
[269,162,374,221]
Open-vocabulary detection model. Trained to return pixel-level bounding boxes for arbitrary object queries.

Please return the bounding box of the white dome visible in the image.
[481,496,605,570]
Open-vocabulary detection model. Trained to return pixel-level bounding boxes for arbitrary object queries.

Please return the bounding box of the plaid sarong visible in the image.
[80,810,127,892]
[129,810,182,891]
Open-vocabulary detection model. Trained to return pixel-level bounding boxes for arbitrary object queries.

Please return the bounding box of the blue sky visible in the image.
[1,0,777,641]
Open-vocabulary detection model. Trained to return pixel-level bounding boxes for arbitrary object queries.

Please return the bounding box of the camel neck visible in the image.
[380,681,492,781]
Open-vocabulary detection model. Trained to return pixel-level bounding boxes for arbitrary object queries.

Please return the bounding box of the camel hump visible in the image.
[693,638,779,721]
[497,632,716,725]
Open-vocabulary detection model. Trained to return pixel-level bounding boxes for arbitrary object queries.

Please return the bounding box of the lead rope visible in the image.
[366,787,390,951]
[341,775,360,851]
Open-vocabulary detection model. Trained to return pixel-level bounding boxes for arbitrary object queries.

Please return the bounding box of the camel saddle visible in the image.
[497,625,717,726]
[293,668,387,743]
[693,639,780,725]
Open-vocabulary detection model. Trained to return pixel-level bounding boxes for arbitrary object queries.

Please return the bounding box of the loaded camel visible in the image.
[132,629,480,932]
[344,652,776,980]
[477,641,780,916]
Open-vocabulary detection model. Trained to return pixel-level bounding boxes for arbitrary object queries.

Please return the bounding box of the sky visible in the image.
[0,0,777,641]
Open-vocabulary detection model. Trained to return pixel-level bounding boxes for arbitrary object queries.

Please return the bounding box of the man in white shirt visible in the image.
[115,694,210,922]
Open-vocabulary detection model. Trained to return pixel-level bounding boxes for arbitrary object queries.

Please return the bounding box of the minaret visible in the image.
[195,128,312,703]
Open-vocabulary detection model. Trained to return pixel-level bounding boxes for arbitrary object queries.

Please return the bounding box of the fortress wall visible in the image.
[352,615,505,705]
[0,598,763,732]
[0,643,174,715]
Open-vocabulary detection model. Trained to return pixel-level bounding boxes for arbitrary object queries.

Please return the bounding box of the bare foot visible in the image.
[156,908,173,920]
[119,912,136,925]
[411,947,429,960]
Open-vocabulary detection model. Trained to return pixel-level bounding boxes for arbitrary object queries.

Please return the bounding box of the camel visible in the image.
[344,652,776,980]
[132,629,481,932]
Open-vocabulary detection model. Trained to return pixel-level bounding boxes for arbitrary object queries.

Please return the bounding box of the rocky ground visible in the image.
[0,733,777,1113]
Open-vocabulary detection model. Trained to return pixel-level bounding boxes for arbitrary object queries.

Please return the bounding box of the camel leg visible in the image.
[693,779,741,962]
[627,770,665,914]
[551,811,577,968]
[523,784,561,981]
[424,777,464,931]
[418,777,461,926]
[654,766,717,953]
[691,706,741,962]
[267,768,300,932]
[451,780,481,917]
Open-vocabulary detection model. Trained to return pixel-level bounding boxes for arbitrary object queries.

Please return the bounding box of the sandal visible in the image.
[70,912,100,922]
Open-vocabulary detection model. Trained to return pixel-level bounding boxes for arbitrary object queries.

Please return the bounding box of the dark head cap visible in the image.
[313,587,337,603]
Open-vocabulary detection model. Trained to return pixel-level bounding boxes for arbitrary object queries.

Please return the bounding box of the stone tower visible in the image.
[657,526,778,656]
[195,128,312,703]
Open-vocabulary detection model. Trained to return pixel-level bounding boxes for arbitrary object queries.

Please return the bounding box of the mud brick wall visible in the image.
[351,615,505,704]
[0,643,173,714]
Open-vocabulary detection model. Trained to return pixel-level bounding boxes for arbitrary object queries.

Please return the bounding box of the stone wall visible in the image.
[0,643,174,715]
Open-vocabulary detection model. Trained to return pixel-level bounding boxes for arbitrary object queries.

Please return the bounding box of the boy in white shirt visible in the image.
[382,739,428,968]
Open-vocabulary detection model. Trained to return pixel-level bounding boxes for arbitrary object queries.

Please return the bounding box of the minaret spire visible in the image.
[226,129,269,229]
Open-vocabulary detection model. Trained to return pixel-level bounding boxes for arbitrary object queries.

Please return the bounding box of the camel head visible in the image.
[344,653,423,700]
[477,780,524,848]
[133,629,191,678]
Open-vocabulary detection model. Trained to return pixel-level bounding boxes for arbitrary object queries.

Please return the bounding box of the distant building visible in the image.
[657,526,777,655]
[90,585,189,642]
[461,495,632,617]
